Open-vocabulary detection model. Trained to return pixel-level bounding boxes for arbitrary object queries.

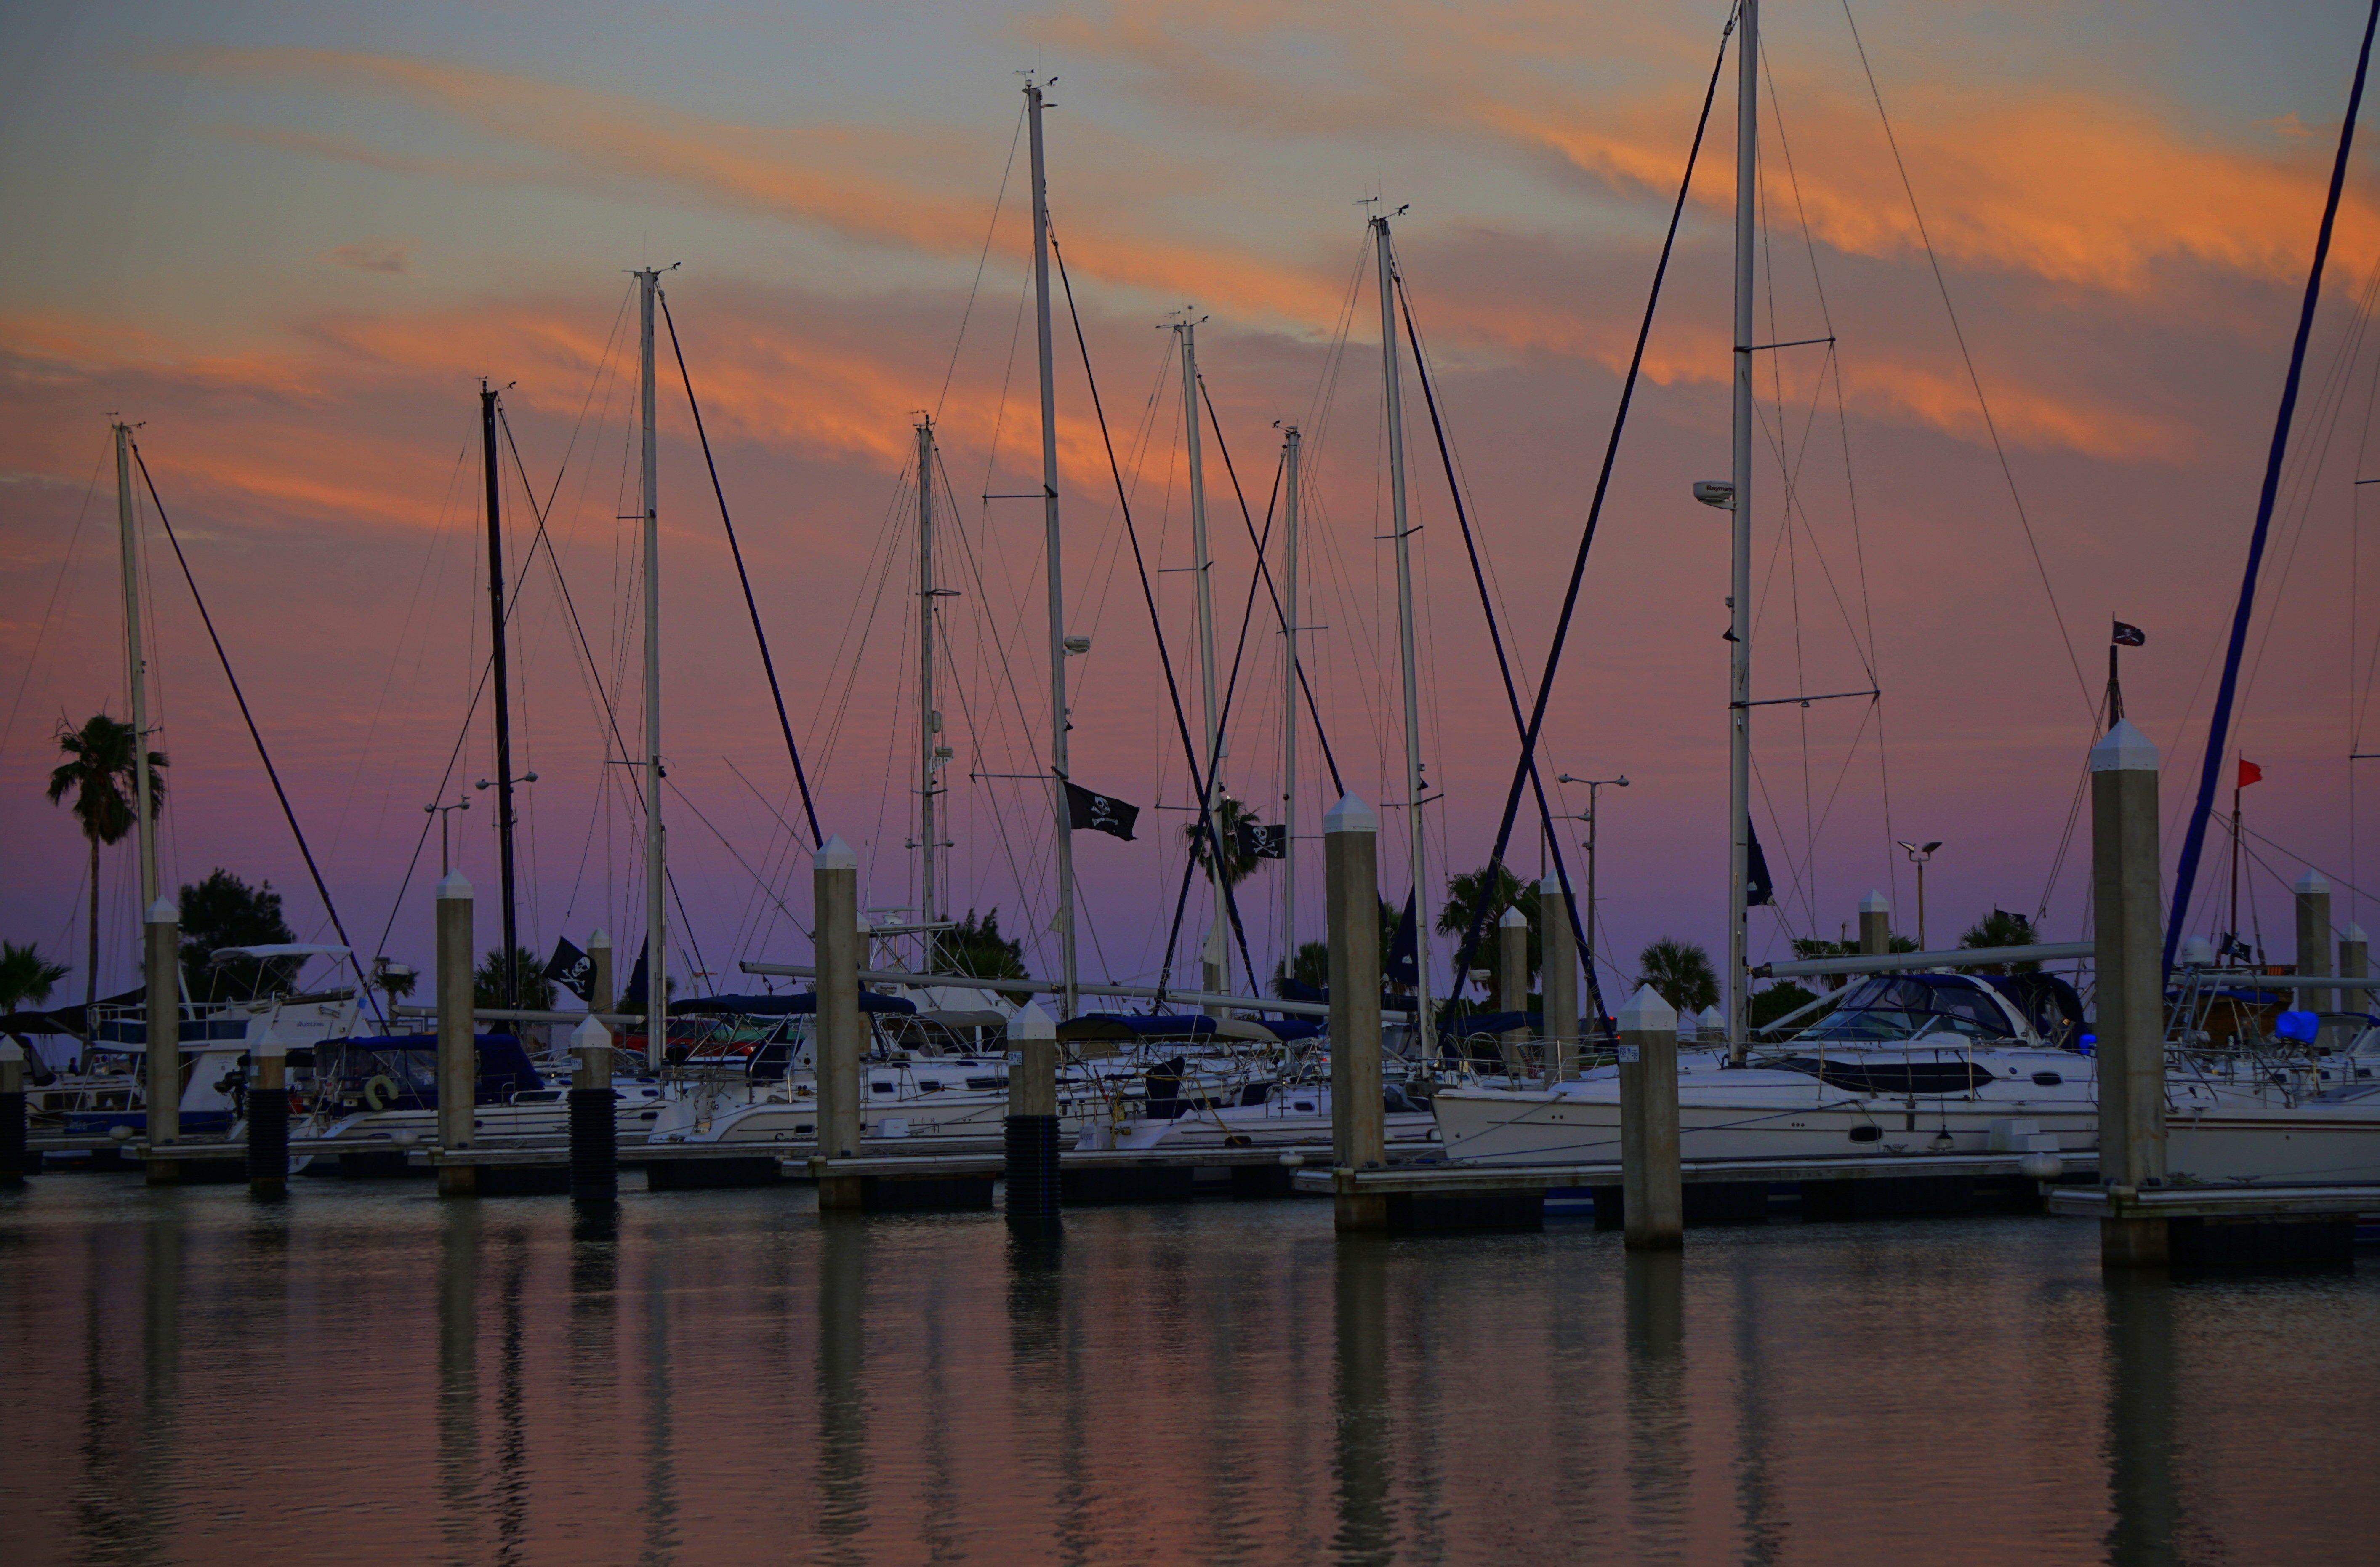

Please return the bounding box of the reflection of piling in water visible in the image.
[1331,1239,1393,1564]
[1623,1250,1688,1553]
[641,1243,681,1563]
[493,1240,530,1559]
[132,1210,182,1556]
[817,1215,870,1553]
[436,1203,483,1560]
[2103,1275,2182,1566]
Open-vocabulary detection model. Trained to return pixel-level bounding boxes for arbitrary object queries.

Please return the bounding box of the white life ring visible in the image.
[362,1074,399,1111]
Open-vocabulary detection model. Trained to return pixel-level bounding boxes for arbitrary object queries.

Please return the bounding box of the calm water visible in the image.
[1,1176,2374,1565]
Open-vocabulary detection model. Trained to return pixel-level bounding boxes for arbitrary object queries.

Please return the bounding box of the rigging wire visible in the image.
[658,290,825,849]
[2164,0,2380,974]
[130,441,376,1019]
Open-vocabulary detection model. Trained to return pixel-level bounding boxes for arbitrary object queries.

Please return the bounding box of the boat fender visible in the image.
[362,1074,399,1111]
[1848,1124,1883,1143]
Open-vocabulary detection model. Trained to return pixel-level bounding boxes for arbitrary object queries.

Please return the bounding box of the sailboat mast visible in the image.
[114,422,158,912]
[916,415,943,948]
[1177,317,1230,1002]
[1027,79,1079,1019]
[480,382,520,1007]
[1280,424,1302,974]
[638,267,666,1061]
[1726,0,1758,1063]
[1374,215,1430,1034]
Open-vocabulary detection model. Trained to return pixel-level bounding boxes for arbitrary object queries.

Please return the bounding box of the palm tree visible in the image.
[1271,939,1329,998]
[0,940,70,1015]
[1436,861,1539,995]
[475,946,556,1010]
[47,714,166,1021]
[1636,937,1718,1015]
[942,909,1026,981]
[1182,795,1263,892]
[1958,909,2040,974]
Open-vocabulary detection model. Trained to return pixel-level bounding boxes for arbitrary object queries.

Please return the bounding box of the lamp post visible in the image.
[1558,774,1629,988]
[1896,839,1942,949]
[426,795,471,876]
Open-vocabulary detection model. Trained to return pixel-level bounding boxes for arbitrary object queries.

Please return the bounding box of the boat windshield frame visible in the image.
[1789,974,2021,1045]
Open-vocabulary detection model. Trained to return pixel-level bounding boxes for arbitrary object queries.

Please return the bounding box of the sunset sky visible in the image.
[8,0,2380,1007]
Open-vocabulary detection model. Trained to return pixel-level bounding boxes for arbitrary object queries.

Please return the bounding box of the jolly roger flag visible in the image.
[1235,819,1288,860]
[1065,781,1140,841]
[540,936,591,1002]
[2112,620,2147,647]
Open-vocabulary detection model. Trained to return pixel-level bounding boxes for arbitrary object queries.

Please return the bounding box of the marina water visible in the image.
[3,1181,2375,1563]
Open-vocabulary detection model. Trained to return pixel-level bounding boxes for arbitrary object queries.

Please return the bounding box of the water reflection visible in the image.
[1331,1238,1392,1566]
[3,1191,2376,1563]
[2102,1276,2181,1567]
[1623,1248,1688,1558]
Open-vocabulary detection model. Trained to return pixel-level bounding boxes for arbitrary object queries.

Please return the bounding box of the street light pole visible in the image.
[1896,839,1942,949]
[1559,774,1628,992]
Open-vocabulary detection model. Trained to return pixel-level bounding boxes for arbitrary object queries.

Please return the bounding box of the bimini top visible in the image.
[1058,1013,1219,1042]
[1795,973,2031,1045]
[210,944,352,962]
[670,990,918,1018]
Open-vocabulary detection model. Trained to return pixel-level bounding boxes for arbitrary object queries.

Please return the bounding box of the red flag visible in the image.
[2239,758,2264,789]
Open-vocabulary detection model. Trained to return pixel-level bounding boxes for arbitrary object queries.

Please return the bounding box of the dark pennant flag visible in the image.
[2111,620,2146,647]
[540,937,590,1002]
[619,938,652,1010]
[1746,818,1775,908]
[1065,781,1140,841]
[1387,891,1419,988]
[1235,819,1288,860]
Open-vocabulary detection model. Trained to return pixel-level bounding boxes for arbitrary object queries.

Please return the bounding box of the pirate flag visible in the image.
[1235,819,1288,860]
[540,936,591,1002]
[1065,781,1140,841]
[2111,620,2146,647]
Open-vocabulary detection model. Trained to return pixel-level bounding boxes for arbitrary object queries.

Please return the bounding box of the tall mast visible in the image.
[114,423,157,912]
[1725,0,1758,1063]
[1280,424,1302,977]
[1028,79,1078,1018]
[1374,215,1430,1036]
[638,268,666,1062]
[1176,315,1230,1004]
[916,415,945,953]
[480,382,520,1008]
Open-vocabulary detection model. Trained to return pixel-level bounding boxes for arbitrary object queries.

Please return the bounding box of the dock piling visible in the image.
[814,835,863,1210]
[2341,922,2369,1013]
[247,1040,288,1197]
[569,1015,617,1205]
[1004,1000,1060,1223]
[1859,889,1890,957]
[2092,720,2166,1266]
[587,927,614,1013]
[1326,793,1386,1232]
[1539,876,1578,1082]
[144,897,181,1184]
[1497,904,1529,1077]
[2296,870,2334,1014]
[1618,983,1682,1250]
[435,869,477,1197]
[0,1039,24,1184]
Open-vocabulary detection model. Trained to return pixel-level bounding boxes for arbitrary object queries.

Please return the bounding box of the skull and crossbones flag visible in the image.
[1065,781,1140,841]
[540,937,591,1002]
[1235,819,1288,860]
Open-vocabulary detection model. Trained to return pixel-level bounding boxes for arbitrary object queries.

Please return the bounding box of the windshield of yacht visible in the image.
[1795,975,2015,1042]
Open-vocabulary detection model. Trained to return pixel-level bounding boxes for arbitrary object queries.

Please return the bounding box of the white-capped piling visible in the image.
[246,1039,288,1197]
[1617,984,1682,1250]
[0,1038,25,1184]
[1004,1000,1060,1223]
[1858,890,1890,957]
[1539,877,1579,1082]
[2340,923,2369,1014]
[2091,720,2165,1266]
[1497,904,1530,1077]
[435,870,477,1197]
[569,1014,616,1205]
[814,835,863,1210]
[144,896,180,1183]
[1326,794,1386,1232]
[2295,869,2334,1014]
